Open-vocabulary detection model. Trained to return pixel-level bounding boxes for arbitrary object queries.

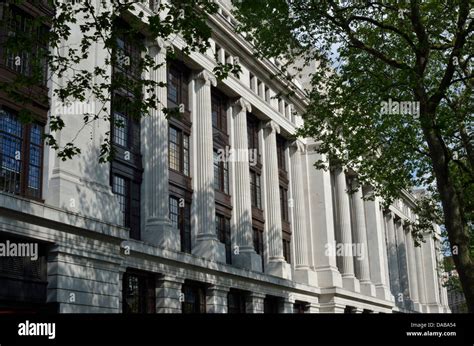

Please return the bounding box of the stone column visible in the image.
[385,212,402,303]
[350,180,375,296]
[363,188,392,301]
[280,296,294,313]
[422,233,443,312]
[231,98,261,271]
[334,167,360,292]
[290,141,317,286]
[395,219,411,309]
[155,275,184,313]
[263,120,290,279]
[246,293,265,313]
[304,143,341,288]
[192,70,225,263]
[141,39,180,250]
[206,285,230,313]
[415,239,427,311]
[405,226,421,311]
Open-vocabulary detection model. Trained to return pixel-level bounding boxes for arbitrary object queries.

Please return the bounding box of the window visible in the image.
[216,214,231,264]
[122,271,156,314]
[247,115,260,162]
[257,80,262,97]
[182,282,206,314]
[228,290,247,314]
[169,126,190,176]
[0,109,43,199]
[264,296,280,313]
[1,5,48,84]
[293,301,308,314]
[169,196,191,253]
[276,136,286,171]
[253,227,264,271]
[213,150,229,194]
[112,96,130,148]
[280,186,289,222]
[211,89,227,133]
[283,238,291,264]
[249,170,262,209]
[167,62,189,112]
[112,174,140,239]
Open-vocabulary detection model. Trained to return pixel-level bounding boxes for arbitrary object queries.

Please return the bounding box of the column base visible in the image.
[375,284,393,302]
[266,260,292,280]
[315,266,342,288]
[425,304,445,313]
[342,275,360,293]
[192,236,226,263]
[360,280,376,297]
[412,302,423,313]
[246,293,265,313]
[294,268,318,287]
[280,299,294,313]
[206,285,229,313]
[233,250,262,272]
[143,219,180,251]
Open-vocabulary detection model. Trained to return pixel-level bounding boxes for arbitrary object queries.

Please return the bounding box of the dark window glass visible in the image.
[264,296,279,314]
[283,238,291,264]
[293,301,307,314]
[169,196,191,253]
[169,126,190,176]
[216,214,231,264]
[213,150,229,194]
[167,62,189,111]
[182,283,206,314]
[0,109,43,199]
[276,136,286,171]
[253,227,264,271]
[1,6,48,84]
[211,89,227,133]
[250,170,262,209]
[123,272,156,314]
[280,186,289,222]
[228,290,246,314]
[112,175,129,227]
[247,115,259,161]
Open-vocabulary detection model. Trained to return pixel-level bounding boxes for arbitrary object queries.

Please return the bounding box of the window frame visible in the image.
[0,107,44,200]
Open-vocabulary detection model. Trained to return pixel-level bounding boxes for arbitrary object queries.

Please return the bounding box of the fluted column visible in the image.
[415,237,427,311]
[422,232,442,312]
[231,98,261,271]
[395,219,411,309]
[192,70,225,262]
[141,38,179,250]
[290,141,317,286]
[363,188,392,301]
[405,226,421,311]
[351,179,375,296]
[304,142,342,288]
[385,212,402,305]
[263,120,290,279]
[334,167,360,292]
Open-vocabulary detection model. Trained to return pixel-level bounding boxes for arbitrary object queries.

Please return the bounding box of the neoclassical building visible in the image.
[0,0,450,313]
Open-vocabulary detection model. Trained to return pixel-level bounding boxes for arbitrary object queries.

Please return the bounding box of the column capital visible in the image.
[232,97,252,115]
[264,120,280,134]
[194,69,217,87]
[148,37,174,56]
[289,140,305,153]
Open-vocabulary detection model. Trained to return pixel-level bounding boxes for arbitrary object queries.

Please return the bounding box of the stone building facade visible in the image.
[0,0,450,313]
